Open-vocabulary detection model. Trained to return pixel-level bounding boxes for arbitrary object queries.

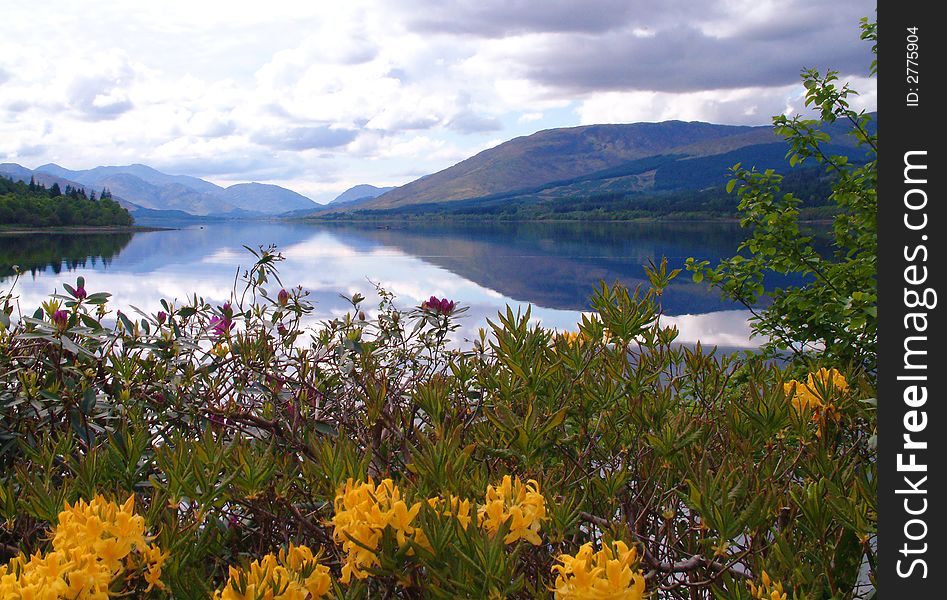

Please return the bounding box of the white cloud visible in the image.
[0,0,876,187]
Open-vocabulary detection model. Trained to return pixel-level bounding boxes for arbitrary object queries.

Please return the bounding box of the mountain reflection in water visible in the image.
[1,221,815,349]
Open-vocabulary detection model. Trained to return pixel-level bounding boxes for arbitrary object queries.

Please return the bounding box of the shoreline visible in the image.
[0,225,173,235]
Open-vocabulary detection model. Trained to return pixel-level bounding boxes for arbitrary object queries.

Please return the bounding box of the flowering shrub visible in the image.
[0,495,167,598]
[0,240,876,598]
[784,367,849,413]
[478,476,546,545]
[746,571,788,600]
[551,541,646,599]
[213,544,331,600]
[330,478,426,583]
[421,295,456,316]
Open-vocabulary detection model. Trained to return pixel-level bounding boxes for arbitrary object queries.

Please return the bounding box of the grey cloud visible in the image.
[394,0,873,93]
[251,126,358,150]
[152,155,306,181]
[13,143,47,158]
[378,115,441,131]
[447,111,502,133]
[5,99,30,113]
[67,73,134,120]
[195,119,236,138]
[515,19,874,93]
[0,67,9,85]
[393,0,699,37]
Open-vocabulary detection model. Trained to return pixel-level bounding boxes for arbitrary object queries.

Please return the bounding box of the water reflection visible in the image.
[0,231,133,278]
[1,221,773,348]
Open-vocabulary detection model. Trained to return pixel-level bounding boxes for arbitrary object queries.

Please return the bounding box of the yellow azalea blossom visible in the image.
[784,368,849,426]
[330,478,425,583]
[747,570,788,600]
[552,540,646,599]
[478,475,547,545]
[556,330,582,346]
[213,545,331,600]
[0,494,167,598]
[427,495,473,530]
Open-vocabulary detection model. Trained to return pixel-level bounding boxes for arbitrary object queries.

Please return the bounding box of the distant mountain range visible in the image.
[307,115,874,218]
[1,114,875,222]
[329,184,395,206]
[0,162,317,217]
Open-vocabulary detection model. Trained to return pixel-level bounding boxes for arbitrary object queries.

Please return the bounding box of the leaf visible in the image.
[60,335,93,358]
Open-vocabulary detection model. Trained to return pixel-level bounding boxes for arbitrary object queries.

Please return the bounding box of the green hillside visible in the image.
[307,117,872,220]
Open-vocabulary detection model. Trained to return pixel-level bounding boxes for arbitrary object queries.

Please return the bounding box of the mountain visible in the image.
[338,117,872,215]
[89,173,241,215]
[0,163,34,182]
[0,163,142,211]
[330,184,396,205]
[216,182,317,213]
[362,121,760,209]
[2,163,316,217]
[34,163,223,194]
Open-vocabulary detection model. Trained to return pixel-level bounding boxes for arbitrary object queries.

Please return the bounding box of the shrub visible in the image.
[0,246,876,598]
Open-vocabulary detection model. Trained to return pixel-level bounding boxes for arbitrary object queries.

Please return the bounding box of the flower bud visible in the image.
[52,310,69,331]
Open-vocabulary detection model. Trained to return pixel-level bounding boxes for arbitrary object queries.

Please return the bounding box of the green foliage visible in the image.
[0,175,134,228]
[0,243,876,598]
[687,20,877,376]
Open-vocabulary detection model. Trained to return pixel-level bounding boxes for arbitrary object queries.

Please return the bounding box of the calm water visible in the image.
[2,221,782,349]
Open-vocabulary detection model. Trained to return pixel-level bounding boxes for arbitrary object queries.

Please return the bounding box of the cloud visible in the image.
[0,0,877,191]
[251,126,359,151]
[484,22,873,95]
[64,53,137,120]
[392,0,665,37]
[576,74,877,126]
[447,110,502,133]
[4,99,29,113]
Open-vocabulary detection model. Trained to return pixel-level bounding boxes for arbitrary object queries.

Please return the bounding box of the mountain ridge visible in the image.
[313,116,873,216]
[0,163,316,217]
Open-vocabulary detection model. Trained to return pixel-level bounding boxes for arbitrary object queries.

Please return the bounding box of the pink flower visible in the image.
[52,310,69,331]
[156,311,167,325]
[277,288,289,307]
[422,295,456,316]
[74,286,87,300]
[209,303,234,337]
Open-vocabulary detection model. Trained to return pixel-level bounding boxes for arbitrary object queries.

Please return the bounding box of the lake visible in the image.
[1,221,780,349]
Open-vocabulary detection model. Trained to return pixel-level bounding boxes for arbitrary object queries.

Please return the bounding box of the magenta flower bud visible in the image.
[157,311,167,325]
[52,309,69,331]
[209,304,234,338]
[75,286,87,301]
[422,295,456,316]
[277,288,289,307]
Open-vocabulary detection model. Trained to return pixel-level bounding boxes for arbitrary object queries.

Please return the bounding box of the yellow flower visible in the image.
[1,494,168,598]
[331,478,425,583]
[785,368,848,433]
[478,476,547,545]
[428,495,473,530]
[747,570,788,600]
[552,540,646,599]
[214,546,330,600]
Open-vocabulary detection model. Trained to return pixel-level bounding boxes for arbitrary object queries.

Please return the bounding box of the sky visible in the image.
[1,0,877,204]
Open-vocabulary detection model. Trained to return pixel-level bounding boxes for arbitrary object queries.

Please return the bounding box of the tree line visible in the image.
[0,175,134,227]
